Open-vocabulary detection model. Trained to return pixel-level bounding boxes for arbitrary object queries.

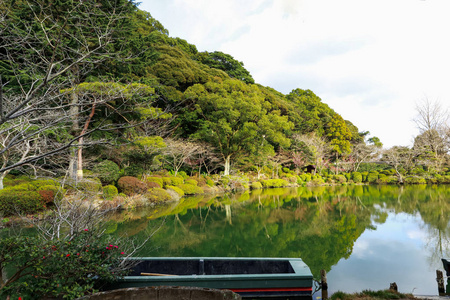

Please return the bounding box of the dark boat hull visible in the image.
[443,258,450,277]
[110,257,313,298]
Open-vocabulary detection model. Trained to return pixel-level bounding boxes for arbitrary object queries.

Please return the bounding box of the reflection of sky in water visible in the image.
[328,212,438,296]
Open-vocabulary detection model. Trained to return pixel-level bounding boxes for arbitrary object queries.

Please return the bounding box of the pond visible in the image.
[105,184,450,297]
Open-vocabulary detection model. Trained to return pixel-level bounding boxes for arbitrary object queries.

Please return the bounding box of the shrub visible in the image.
[92,160,120,185]
[0,190,45,216]
[300,174,311,182]
[404,176,427,184]
[351,172,362,183]
[185,179,198,186]
[146,181,162,189]
[117,176,147,196]
[177,184,203,195]
[367,172,379,183]
[177,171,188,179]
[37,185,64,202]
[162,177,172,187]
[102,185,118,200]
[0,231,129,299]
[145,188,172,202]
[123,165,144,178]
[206,179,215,187]
[310,177,325,185]
[361,172,369,182]
[145,176,164,187]
[166,185,184,197]
[334,175,347,184]
[77,178,102,194]
[170,176,184,186]
[260,179,289,188]
[251,182,263,189]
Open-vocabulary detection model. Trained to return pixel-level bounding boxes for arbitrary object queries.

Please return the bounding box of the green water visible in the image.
[107,184,450,296]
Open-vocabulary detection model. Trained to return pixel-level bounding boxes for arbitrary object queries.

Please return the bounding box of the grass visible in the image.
[330,289,416,300]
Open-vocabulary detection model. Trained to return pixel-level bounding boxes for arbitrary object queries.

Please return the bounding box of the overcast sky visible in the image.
[138,0,450,148]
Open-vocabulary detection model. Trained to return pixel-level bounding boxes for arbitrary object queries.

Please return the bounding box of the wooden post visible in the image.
[437,270,445,295]
[321,269,328,290]
[321,269,328,300]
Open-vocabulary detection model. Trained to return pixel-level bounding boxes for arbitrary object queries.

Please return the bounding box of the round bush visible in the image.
[367,172,379,183]
[147,181,162,189]
[77,178,102,195]
[185,179,198,186]
[102,185,119,200]
[251,182,263,189]
[177,184,203,195]
[145,188,172,202]
[117,176,147,196]
[351,172,362,183]
[166,185,184,197]
[92,160,120,185]
[146,177,164,187]
[170,176,184,186]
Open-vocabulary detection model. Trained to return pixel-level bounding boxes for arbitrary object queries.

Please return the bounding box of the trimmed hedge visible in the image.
[146,177,164,187]
[177,184,203,195]
[260,179,289,188]
[117,176,147,196]
[0,190,46,216]
[102,185,118,200]
[251,182,263,189]
[145,188,172,202]
[166,185,184,197]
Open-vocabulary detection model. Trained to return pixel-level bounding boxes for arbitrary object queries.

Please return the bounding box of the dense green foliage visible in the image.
[0,229,129,299]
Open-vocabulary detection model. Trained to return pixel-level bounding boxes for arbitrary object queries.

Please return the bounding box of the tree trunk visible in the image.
[223,155,231,176]
[0,171,9,190]
[77,137,84,181]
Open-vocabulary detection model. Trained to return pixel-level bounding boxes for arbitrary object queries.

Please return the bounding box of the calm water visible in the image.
[106,184,450,296]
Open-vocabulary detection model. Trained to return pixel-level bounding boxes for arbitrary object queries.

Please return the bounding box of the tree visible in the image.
[414,98,449,155]
[293,133,330,175]
[0,0,138,186]
[195,51,255,84]
[184,79,293,175]
[163,139,204,176]
[381,146,417,183]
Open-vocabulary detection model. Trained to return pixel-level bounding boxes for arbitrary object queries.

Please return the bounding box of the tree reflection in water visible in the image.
[106,185,449,293]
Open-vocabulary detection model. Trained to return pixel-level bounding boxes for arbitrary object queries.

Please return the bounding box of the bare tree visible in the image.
[382,146,417,183]
[0,0,144,187]
[414,98,449,155]
[163,139,205,176]
[293,133,331,175]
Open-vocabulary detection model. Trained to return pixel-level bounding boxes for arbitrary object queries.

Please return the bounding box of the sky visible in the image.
[138,0,450,148]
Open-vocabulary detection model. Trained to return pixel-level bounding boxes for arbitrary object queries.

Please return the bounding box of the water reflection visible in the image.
[106,185,450,296]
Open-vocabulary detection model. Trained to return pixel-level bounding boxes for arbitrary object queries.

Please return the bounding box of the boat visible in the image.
[108,257,314,298]
[443,258,450,276]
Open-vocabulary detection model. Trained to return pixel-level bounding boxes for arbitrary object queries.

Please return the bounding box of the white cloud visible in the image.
[138,0,450,148]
